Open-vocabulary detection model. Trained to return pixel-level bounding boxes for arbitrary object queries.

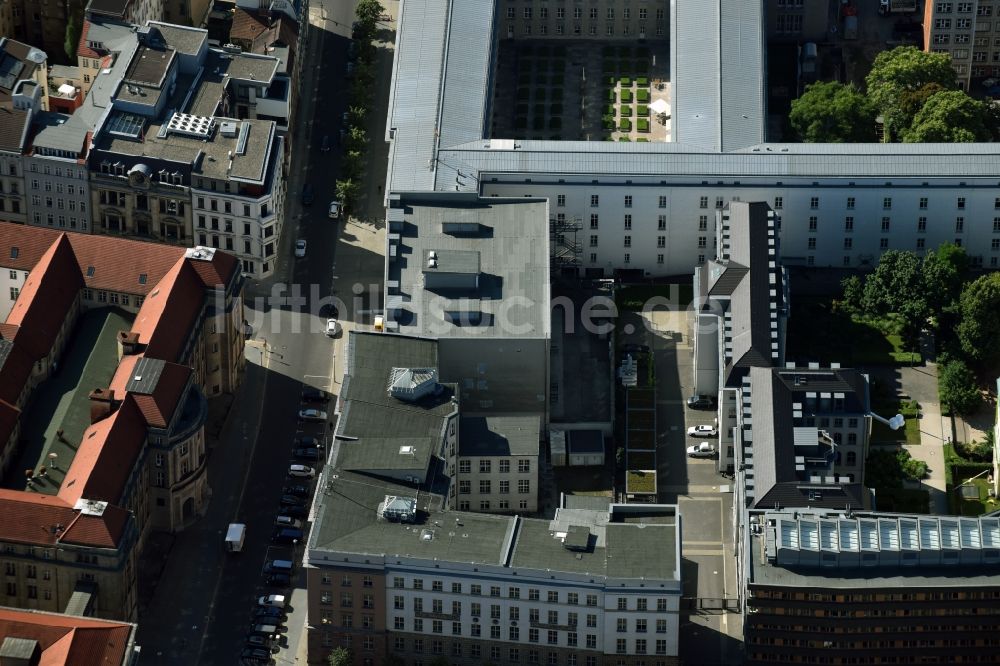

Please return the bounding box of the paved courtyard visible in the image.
[492,40,670,141]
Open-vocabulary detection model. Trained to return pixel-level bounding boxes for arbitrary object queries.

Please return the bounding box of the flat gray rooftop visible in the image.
[387,195,549,339]
[458,415,540,458]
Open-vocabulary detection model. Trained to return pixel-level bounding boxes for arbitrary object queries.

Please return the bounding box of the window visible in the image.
[459,460,470,474]
[881,217,891,232]
[699,196,708,209]
[846,197,855,209]
[499,480,510,494]
[808,216,817,231]
[556,194,565,207]
[590,213,599,229]
[624,195,632,208]
[956,217,965,232]
[698,236,707,248]
[657,254,664,264]
[918,217,927,232]
[479,460,491,473]
[957,197,966,209]
[590,195,599,207]
[657,236,665,248]
[658,195,666,208]
[880,238,890,250]
[808,237,816,250]
[617,618,627,632]
[715,196,724,209]
[529,588,540,601]
[586,595,598,608]
[518,459,531,473]
[623,215,632,230]
[657,215,666,230]
[810,196,819,209]
[479,480,491,494]
[883,197,892,210]
[774,196,783,210]
[843,238,853,250]
[624,235,631,247]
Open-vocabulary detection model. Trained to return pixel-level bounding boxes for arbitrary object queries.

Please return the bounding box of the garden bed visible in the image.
[626,470,657,495]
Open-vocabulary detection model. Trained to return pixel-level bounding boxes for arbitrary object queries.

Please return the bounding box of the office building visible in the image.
[744,509,1000,665]
[0,222,245,619]
[495,0,668,39]
[923,0,997,90]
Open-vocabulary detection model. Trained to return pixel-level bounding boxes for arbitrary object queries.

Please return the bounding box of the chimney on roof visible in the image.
[118,330,142,356]
[88,388,120,424]
[0,637,41,666]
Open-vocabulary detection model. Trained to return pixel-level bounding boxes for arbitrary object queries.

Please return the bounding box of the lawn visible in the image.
[626,470,657,494]
[949,473,996,516]
[869,399,921,445]
[785,297,920,366]
[637,118,650,133]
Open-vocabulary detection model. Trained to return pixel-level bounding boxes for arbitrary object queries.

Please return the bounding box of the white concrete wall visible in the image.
[0,265,28,321]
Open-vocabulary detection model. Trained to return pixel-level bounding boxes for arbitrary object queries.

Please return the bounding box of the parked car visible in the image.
[274,516,303,529]
[253,606,286,621]
[320,134,331,152]
[287,464,316,478]
[279,494,306,507]
[300,183,314,206]
[686,394,715,410]
[283,482,311,496]
[272,528,305,544]
[280,505,309,519]
[687,442,718,458]
[687,425,718,437]
[257,594,286,608]
[298,409,327,422]
[621,343,650,354]
[245,635,273,648]
[265,572,291,587]
[325,318,341,337]
[292,436,322,449]
[301,387,330,403]
[294,240,307,258]
[240,646,273,661]
[293,448,322,461]
[328,200,341,219]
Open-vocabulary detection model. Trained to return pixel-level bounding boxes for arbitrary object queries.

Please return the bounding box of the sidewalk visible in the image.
[897,363,949,514]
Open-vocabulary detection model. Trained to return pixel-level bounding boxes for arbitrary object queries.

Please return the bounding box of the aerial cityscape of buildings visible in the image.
[0,0,999,664]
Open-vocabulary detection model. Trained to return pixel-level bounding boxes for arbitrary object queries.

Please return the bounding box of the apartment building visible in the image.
[923,0,999,89]
[0,606,140,665]
[80,21,286,275]
[0,38,48,227]
[452,415,540,513]
[765,0,832,42]
[24,123,93,234]
[744,509,1000,665]
[85,0,164,29]
[309,473,682,666]
[0,222,245,619]
[496,0,668,39]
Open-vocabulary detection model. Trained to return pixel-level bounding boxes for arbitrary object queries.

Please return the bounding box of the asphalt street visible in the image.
[135,0,392,662]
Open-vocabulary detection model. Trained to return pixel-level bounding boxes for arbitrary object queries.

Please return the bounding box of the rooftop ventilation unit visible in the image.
[379,495,417,523]
[427,257,437,268]
[73,498,108,516]
[185,246,217,261]
[166,112,213,138]
[388,367,440,402]
[220,121,238,137]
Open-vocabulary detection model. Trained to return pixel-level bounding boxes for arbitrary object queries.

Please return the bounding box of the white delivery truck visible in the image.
[225,523,246,552]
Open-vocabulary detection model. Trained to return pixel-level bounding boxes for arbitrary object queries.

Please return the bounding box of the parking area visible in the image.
[615,292,741,663]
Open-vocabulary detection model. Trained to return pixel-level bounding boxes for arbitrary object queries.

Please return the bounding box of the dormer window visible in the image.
[171,172,182,185]
[113,162,125,176]
[158,170,169,183]
[100,161,111,174]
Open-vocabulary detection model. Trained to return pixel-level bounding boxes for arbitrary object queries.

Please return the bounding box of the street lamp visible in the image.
[48,452,58,471]
[871,412,906,430]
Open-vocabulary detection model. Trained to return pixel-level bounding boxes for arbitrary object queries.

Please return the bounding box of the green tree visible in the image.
[355,0,385,37]
[921,242,968,317]
[902,90,991,143]
[896,82,946,131]
[347,105,367,124]
[335,178,360,211]
[342,150,364,179]
[865,46,956,140]
[861,250,926,317]
[346,126,368,152]
[938,358,980,416]
[789,82,877,142]
[839,275,864,314]
[957,272,1000,365]
[328,647,351,666]
[64,12,82,62]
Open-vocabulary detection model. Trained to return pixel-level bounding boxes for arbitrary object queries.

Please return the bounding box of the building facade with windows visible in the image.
[923,0,998,90]
[24,130,93,235]
[744,509,1000,665]
[452,415,541,514]
[496,0,668,39]
[765,0,831,42]
[0,606,140,665]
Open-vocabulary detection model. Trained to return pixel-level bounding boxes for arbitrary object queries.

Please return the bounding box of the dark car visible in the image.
[293,448,322,461]
[621,343,651,354]
[301,183,314,206]
[279,494,306,507]
[293,435,323,448]
[245,635,273,648]
[253,607,286,621]
[301,387,330,403]
[240,646,273,661]
[320,134,331,152]
[280,505,309,519]
[686,394,715,410]
[272,527,305,544]
[266,572,292,587]
[282,484,310,497]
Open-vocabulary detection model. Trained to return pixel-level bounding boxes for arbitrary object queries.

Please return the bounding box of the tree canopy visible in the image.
[938,358,980,416]
[902,90,991,143]
[790,82,877,143]
[956,272,1000,366]
[328,648,351,666]
[861,250,926,317]
[865,47,957,140]
[355,0,385,37]
[921,242,968,316]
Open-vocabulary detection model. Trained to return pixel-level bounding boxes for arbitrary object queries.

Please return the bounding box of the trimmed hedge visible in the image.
[620,76,632,86]
[636,138,649,142]
[605,104,616,116]
[619,118,632,131]
[637,76,649,87]
[621,89,633,103]
[620,105,633,117]
[607,90,616,102]
[637,104,649,116]
[637,118,650,132]
[636,89,650,103]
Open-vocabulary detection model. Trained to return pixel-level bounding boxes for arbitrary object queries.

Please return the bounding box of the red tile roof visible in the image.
[0,607,133,666]
[67,233,188,296]
[132,258,203,363]
[59,503,130,549]
[0,490,79,546]
[187,248,239,289]
[110,354,191,428]
[229,8,270,45]
[58,397,146,506]
[0,221,64,272]
[77,21,100,59]
[6,235,83,361]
